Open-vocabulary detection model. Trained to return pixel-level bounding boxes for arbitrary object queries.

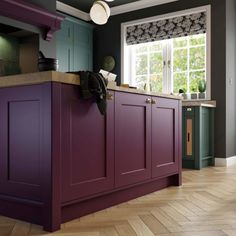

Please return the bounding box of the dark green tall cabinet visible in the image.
[56,15,93,72]
[182,103,215,169]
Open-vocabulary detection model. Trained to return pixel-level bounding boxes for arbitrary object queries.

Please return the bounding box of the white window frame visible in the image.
[171,34,207,94]
[121,5,211,100]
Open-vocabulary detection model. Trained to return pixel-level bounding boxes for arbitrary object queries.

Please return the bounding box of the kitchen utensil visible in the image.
[38,51,58,71]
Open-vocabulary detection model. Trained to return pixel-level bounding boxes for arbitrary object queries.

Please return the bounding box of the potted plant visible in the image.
[179,88,187,99]
[198,79,206,99]
[190,85,198,99]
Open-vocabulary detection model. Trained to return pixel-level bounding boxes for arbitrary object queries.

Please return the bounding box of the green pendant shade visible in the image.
[102,56,115,72]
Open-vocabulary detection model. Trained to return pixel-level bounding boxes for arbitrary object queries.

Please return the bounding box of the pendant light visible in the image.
[90,0,112,25]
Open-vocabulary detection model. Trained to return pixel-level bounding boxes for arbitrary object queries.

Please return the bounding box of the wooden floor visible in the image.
[1,166,236,236]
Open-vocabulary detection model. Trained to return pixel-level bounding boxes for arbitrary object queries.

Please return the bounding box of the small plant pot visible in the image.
[191,93,198,99]
[199,92,206,99]
[182,94,187,99]
[185,93,191,100]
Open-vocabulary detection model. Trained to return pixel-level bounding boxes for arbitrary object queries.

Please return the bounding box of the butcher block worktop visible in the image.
[0,71,80,87]
[0,71,182,100]
[182,100,216,107]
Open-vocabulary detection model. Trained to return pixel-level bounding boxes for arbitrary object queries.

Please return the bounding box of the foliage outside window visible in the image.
[127,34,207,95]
[133,41,164,92]
[172,34,206,94]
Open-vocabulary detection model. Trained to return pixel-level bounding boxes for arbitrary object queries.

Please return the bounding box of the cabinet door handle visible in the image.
[107,92,114,100]
[187,133,190,142]
[146,98,152,104]
[151,99,156,104]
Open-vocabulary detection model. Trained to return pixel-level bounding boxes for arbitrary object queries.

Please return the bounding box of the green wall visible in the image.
[0,0,57,58]
[0,34,20,75]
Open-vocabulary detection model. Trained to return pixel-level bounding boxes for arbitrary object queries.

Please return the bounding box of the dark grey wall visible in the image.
[93,0,227,158]
[226,0,236,158]
[25,0,56,11]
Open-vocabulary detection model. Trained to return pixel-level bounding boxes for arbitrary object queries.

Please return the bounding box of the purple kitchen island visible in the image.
[0,71,182,232]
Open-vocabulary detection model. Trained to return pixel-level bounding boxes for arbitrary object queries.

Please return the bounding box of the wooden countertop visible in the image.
[0,71,182,100]
[182,100,216,107]
[0,71,80,87]
[108,84,182,100]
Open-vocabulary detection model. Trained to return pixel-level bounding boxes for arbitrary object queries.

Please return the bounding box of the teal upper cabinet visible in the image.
[73,23,93,72]
[56,15,93,72]
[56,20,74,72]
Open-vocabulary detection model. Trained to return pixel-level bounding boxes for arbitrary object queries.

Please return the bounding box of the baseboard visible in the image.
[215,156,236,167]
[61,175,179,224]
[0,195,43,226]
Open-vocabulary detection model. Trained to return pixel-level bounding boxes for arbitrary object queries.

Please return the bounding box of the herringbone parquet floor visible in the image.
[1,166,236,236]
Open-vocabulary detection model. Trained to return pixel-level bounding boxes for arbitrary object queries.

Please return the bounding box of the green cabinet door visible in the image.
[182,106,215,169]
[0,33,20,75]
[56,15,93,73]
[182,107,195,168]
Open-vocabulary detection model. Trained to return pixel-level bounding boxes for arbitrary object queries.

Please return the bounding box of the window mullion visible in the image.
[187,37,190,93]
[147,46,150,91]
[162,42,166,93]
[169,40,173,94]
[163,41,168,93]
[164,40,171,94]
[131,47,135,85]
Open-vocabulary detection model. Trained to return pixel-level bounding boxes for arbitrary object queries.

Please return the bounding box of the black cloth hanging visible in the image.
[78,71,108,115]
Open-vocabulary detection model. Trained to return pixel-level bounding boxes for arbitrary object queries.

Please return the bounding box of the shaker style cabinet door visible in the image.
[0,84,51,201]
[73,24,93,71]
[182,106,214,169]
[56,19,74,72]
[61,85,115,202]
[182,107,195,167]
[151,97,179,178]
[56,16,93,73]
[115,92,152,188]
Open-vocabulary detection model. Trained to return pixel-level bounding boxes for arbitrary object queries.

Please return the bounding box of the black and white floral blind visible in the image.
[126,12,207,45]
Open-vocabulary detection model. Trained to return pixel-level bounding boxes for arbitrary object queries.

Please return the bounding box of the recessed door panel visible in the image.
[0,84,51,201]
[151,97,179,178]
[115,92,151,187]
[61,85,114,202]
[8,100,40,185]
[186,118,193,156]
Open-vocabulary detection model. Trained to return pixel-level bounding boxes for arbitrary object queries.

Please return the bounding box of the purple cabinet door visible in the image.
[151,97,179,178]
[115,92,151,188]
[0,84,51,201]
[61,85,115,202]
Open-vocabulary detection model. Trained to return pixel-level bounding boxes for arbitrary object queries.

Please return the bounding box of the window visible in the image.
[122,7,211,99]
[172,34,206,94]
[133,40,164,92]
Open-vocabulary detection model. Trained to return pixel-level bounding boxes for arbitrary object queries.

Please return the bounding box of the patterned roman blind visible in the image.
[126,11,207,45]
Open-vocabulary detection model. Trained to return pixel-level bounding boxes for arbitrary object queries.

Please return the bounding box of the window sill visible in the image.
[182,100,216,108]
[182,98,211,102]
